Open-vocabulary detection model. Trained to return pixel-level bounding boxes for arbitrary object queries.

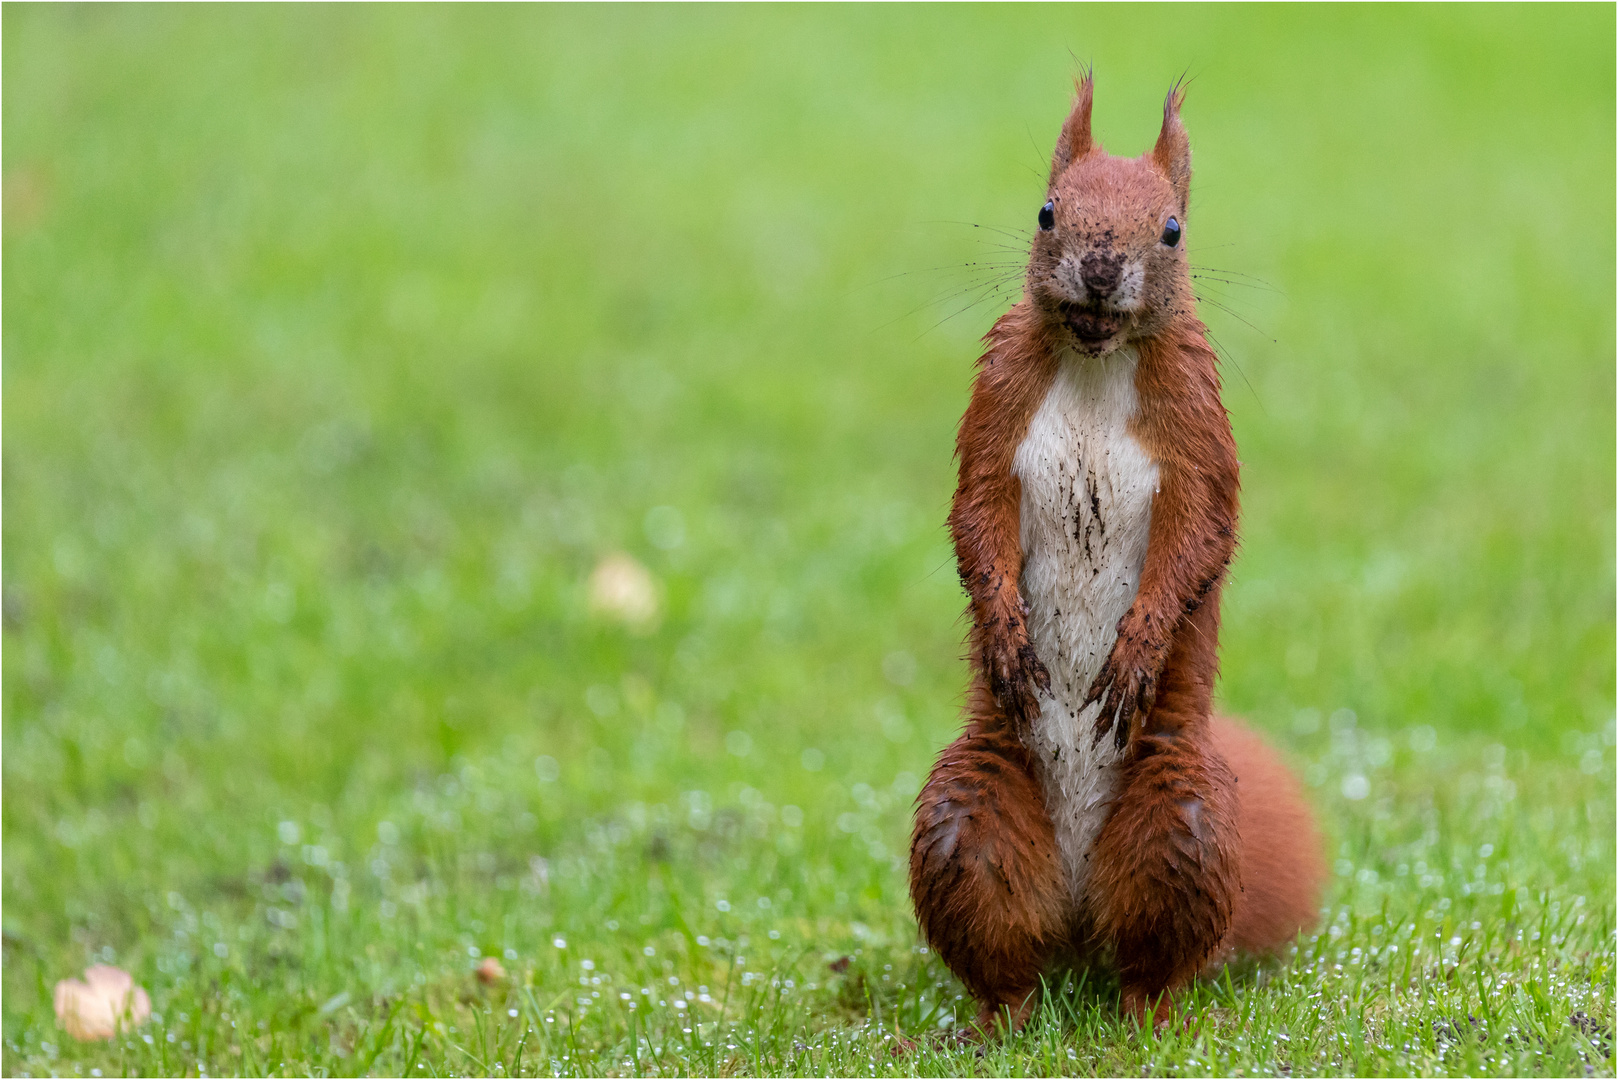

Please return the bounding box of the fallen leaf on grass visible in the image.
[588,553,659,630]
[475,957,507,984]
[53,965,151,1041]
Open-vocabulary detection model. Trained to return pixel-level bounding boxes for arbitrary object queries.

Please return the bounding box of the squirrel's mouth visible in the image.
[1055,302,1125,348]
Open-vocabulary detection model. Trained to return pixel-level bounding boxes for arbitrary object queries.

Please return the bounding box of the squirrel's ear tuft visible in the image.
[1152,80,1191,211]
[1048,71,1095,185]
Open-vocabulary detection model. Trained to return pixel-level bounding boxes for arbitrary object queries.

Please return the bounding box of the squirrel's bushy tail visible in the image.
[1211,716,1327,956]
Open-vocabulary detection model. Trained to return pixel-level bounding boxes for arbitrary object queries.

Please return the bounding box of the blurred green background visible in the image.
[4,5,1612,1076]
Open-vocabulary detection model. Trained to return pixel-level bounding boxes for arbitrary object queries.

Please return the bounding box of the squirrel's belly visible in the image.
[1012,346,1158,903]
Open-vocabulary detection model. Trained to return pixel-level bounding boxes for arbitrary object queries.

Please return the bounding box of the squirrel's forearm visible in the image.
[1131,463,1237,635]
[952,462,1050,727]
[949,467,1025,632]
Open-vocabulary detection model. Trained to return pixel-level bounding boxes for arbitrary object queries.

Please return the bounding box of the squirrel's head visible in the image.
[1027,75,1193,356]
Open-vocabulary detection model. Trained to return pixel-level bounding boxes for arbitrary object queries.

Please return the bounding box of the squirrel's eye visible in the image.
[1161,217,1181,247]
[1038,200,1055,231]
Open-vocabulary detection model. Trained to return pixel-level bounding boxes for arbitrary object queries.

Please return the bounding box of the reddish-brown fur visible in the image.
[909,678,1068,1030]
[1210,717,1328,960]
[909,76,1324,1034]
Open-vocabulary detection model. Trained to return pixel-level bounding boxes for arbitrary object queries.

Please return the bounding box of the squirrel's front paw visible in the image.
[1085,621,1167,748]
[986,632,1050,728]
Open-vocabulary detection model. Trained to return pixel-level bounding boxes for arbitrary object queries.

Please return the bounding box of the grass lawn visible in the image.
[3,5,1613,1076]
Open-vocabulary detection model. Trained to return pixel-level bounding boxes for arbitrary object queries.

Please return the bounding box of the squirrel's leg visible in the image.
[1087,598,1241,1027]
[910,683,1068,1033]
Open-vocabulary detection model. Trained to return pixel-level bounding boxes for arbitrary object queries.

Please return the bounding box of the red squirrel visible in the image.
[909,76,1325,1032]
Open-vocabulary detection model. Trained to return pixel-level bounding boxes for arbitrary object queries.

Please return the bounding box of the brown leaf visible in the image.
[588,553,660,630]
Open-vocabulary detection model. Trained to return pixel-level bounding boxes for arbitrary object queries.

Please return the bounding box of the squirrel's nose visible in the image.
[1079,250,1123,299]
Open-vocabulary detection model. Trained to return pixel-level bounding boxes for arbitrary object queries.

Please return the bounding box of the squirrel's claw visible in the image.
[1086,683,1124,747]
[1027,646,1052,693]
[987,637,1050,727]
[1085,661,1156,749]
[1086,613,1166,747]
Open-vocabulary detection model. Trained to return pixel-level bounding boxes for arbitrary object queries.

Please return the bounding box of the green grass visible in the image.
[3,5,1613,1076]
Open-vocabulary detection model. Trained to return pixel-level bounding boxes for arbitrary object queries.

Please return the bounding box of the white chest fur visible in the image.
[1012,346,1159,902]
